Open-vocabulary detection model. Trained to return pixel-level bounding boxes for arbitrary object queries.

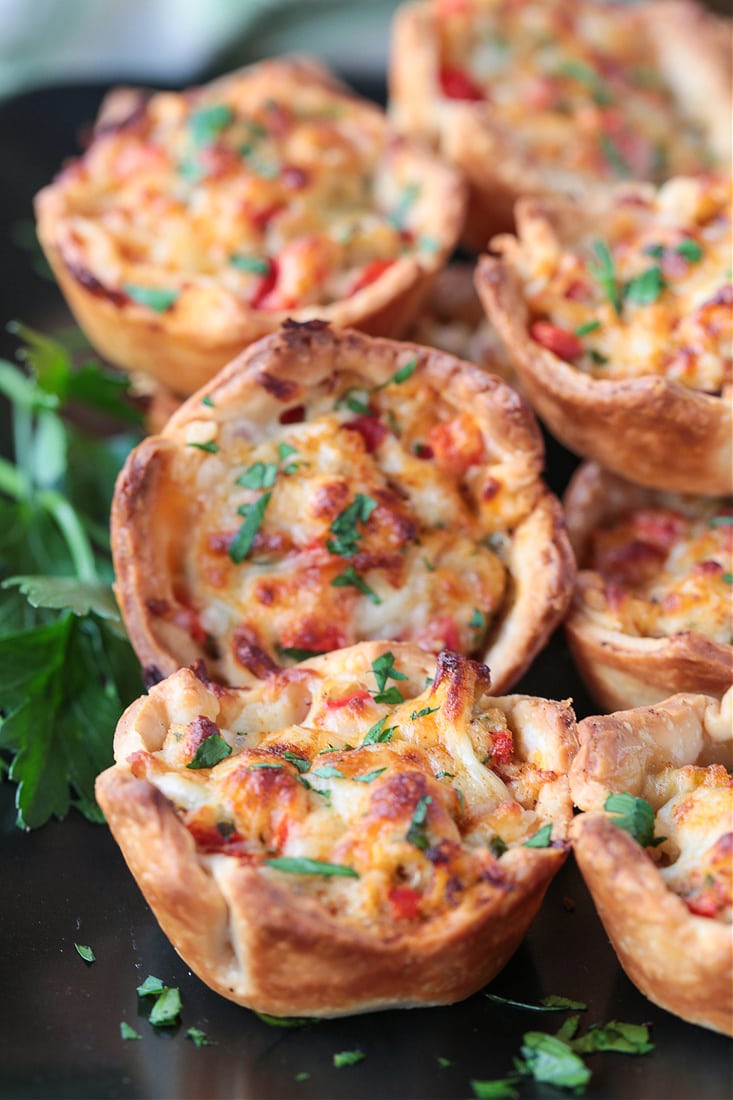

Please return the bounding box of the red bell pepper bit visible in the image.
[250,258,279,309]
[388,885,422,920]
[439,66,485,101]
[326,690,373,710]
[342,414,387,453]
[530,320,584,360]
[489,728,513,766]
[348,259,396,297]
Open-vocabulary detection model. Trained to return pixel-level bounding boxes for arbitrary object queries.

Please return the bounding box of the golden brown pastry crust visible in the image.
[96,642,576,1017]
[35,57,466,396]
[112,322,575,691]
[563,463,732,712]
[389,1,732,250]
[475,193,733,496]
[570,689,732,1034]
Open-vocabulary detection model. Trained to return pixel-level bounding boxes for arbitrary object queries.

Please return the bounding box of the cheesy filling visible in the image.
[154,361,539,683]
[128,652,564,924]
[514,176,732,394]
[53,72,439,315]
[435,0,716,190]
[581,500,732,642]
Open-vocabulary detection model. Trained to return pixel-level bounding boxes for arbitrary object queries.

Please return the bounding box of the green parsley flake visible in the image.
[710,514,733,527]
[294,1072,311,1082]
[331,566,382,605]
[520,1031,591,1090]
[624,265,666,306]
[136,975,165,998]
[277,645,325,662]
[74,943,95,963]
[187,733,231,770]
[264,856,359,878]
[354,767,387,784]
[523,823,552,848]
[598,133,630,178]
[575,320,601,337]
[437,1057,452,1069]
[229,253,270,275]
[471,1080,520,1100]
[360,715,395,746]
[406,794,432,851]
[557,60,611,106]
[327,493,378,557]
[571,1020,654,1055]
[189,103,234,147]
[236,461,277,490]
[123,284,180,313]
[410,705,439,719]
[488,836,507,858]
[282,750,310,773]
[469,609,485,631]
[371,651,408,695]
[335,387,372,415]
[201,395,215,408]
[391,357,418,385]
[333,1050,365,1068]
[723,572,733,585]
[311,765,344,779]
[486,993,587,1012]
[229,491,272,563]
[187,440,219,454]
[589,240,621,315]
[388,183,420,229]
[149,986,182,1028]
[674,239,702,264]
[186,1026,216,1047]
[604,791,665,847]
[255,1012,313,1028]
[120,1022,141,1041]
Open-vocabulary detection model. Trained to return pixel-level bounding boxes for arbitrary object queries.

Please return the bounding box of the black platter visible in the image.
[0,78,730,1100]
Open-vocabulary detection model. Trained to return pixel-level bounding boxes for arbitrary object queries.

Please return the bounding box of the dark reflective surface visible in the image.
[0,82,731,1100]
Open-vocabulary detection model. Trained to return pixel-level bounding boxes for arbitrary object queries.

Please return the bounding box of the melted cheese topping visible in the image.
[51,68,440,314]
[515,175,732,394]
[155,363,540,684]
[651,766,733,923]
[128,652,564,924]
[435,0,716,190]
[581,499,733,642]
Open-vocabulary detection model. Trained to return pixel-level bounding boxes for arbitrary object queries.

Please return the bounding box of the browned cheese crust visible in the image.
[96,643,577,1016]
[563,463,732,712]
[112,322,575,692]
[389,0,731,250]
[34,57,466,396]
[570,688,732,1034]
[475,181,732,495]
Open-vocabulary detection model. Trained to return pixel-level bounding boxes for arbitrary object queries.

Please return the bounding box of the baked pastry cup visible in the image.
[570,689,732,1035]
[112,322,575,691]
[95,642,577,1017]
[563,461,732,712]
[389,0,732,249]
[476,175,733,494]
[34,57,465,397]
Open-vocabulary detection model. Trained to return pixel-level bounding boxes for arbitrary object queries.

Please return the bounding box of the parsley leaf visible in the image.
[360,716,395,745]
[371,651,408,693]
[277,645,326,662]
[282,750,310,773]
[604,792,665,847]
[187,440,219,453]
[186,733,231,770]
[437,1057,452,1069]
[575,320,601,336]
[264,857,359,878]
[523,823,553,848]
[229,491,272,563]
[410,705,439,719]
[119,1022,141,1041]
[327,493,377,557]
[373,685,404,705]
[136,975,165,998]
[148,986,182,1028]
[486,993,587,1012]
[229,253,271,275]
[674,238,702,264]
[236,461,277,490]
[388,182,420,229]
[471,1080,520,1100]
[406,794,432,850]
[331,566,381,604]
[335,387,372,415]
[589,240,622,315]
[311,765,344,779]
[333,1050,365,1068]
[520,1031,591,1091]
[571,1020,654,1055]
[624,265,666,306]
[255,1012,313,1028]
[488,835,508,858]
[189,103,233,147]
[123,284,179,313]
[74,943,95,963]
[186,1026,217,1047]
[469,609,485,630]
[353,767,387,783]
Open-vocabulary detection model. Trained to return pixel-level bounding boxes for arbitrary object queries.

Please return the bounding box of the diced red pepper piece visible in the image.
[326,690,373,710]
[250,259,279,309]
[439,66,485,101]
[530,320,584,360]
[342,414,387,453]
[388,886,422,920]
[489,728,513,766]
[349,259,396,296]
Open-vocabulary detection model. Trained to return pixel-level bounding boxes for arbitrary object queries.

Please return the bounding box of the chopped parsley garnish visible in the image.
[388,182,420,229]
[123,284,180,313]
[327,493,378,557]
[353,767,387,783]
[236,461,278,490]
[186,1026,217,1047]
[201,395,215,407]
[643,242,666,259]
[229,253,271,275]
[710,514,733,527]
[571,1020,653,1055]
[557,61,611,106]
[410,705,439,719]
[437,1057,452,1069]
[486,993,587,1012]
[229,491,272,563]
[255,1012,313,1028]
[598,133,630,178]
[333,1050,365,1068]
[294,1071,311,1081]
[675,238,702,264]
[119,1022,141,1041]
[488,836,508,858]
[518,1031,591,1091]
[423,557,436,572]
[187,440,219,454]
[331,566,381,604]
[264,856,359,878]
[371,651,408,701]
[723,572,733,585]
[311,765,344,779]
[136,975,165,998]
[374,356,418,390]
[277,645,326,662]
[278,441,298,466]
[74,943,95,963]
[575,320,601,337]
[360,716,395,745]
[187,733,231,770]
[148,986,182,1028]
[189,103,233,147]
[523,823,552,848]
[249,761,283,770]
[335,387,372,415]
[588,349,609,365]
[469,609,485,631]
[471,1080,519,1100]
[624,265,666,305]
[406,794,432,851]
[282,750,310,773]
[604,792,665,847]
[589,240,621,315]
